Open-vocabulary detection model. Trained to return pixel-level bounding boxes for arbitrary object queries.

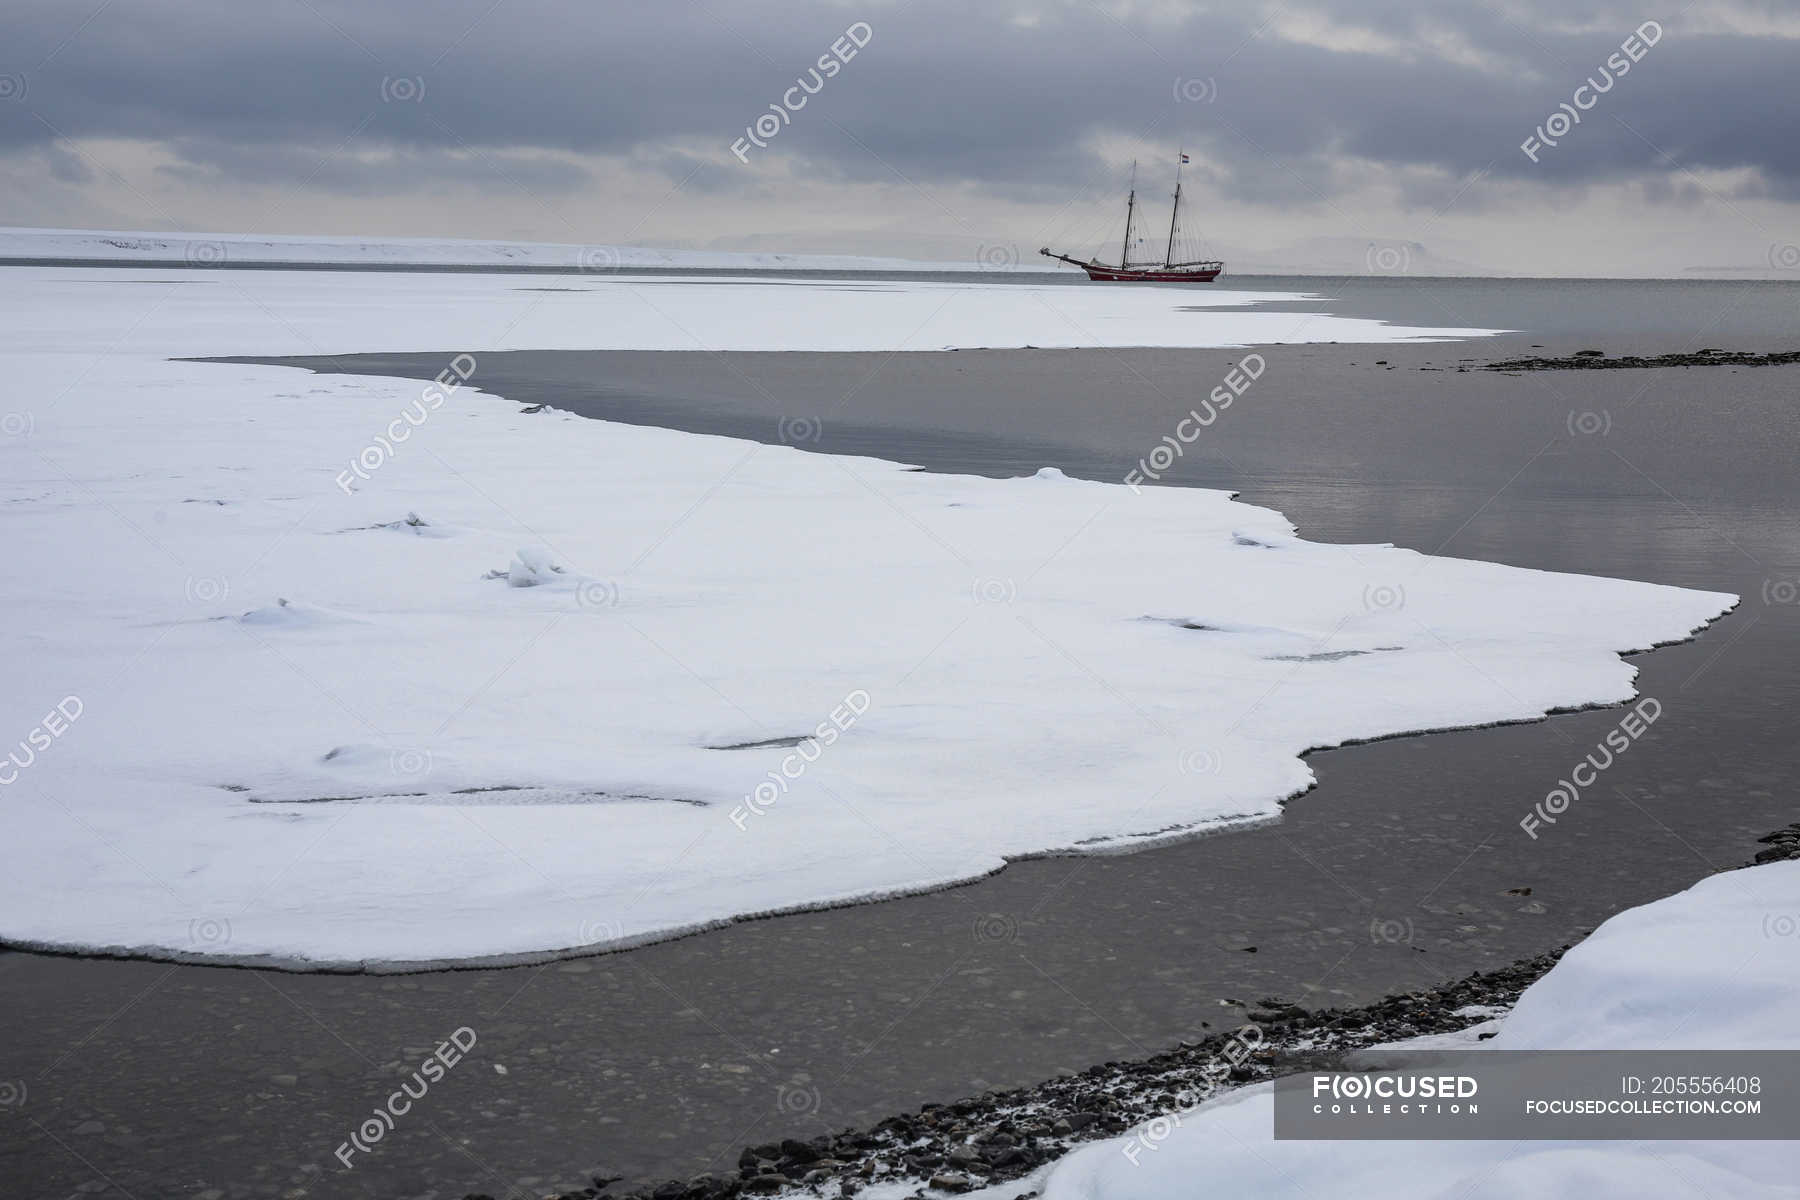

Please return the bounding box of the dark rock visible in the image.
[1485,348,1800,372]
[928,1174,974,1193]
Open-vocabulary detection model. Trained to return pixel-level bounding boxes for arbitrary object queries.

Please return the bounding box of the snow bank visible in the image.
[0,269,1727,966]
[0,263,1498,354]
[1030,862,1800,1200]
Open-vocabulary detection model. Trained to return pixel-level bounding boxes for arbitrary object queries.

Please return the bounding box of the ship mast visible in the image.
[1120,160,1137,268]
[1165,151,1184,267]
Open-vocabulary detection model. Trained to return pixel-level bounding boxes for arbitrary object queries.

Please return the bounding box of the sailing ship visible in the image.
[1041,155,1223,282]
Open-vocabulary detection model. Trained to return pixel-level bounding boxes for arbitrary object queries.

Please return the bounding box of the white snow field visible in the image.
[1024,861,1800,1200]
[0,265,1499,354]
[0,267,1728,966]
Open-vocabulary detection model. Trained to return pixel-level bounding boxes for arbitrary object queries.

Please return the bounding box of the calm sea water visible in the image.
[629,269,1800,341]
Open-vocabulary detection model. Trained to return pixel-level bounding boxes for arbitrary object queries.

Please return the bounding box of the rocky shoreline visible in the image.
[467,819,1800,1200]
[1482,347,1800,371]
[478,953,1547,1200]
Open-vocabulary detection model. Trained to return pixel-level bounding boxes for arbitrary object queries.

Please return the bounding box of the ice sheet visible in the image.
[0,264,1499,354]
[0,269,1726,966]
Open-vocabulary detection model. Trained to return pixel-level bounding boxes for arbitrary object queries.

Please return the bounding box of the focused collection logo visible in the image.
[1309,1073,1480,1117]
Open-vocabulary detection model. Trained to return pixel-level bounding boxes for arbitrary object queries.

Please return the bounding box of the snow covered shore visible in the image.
[1026,860,1800,1200]
[0,267,1729,966]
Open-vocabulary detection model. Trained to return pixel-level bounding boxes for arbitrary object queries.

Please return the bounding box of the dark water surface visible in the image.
[8,282,1800,1197]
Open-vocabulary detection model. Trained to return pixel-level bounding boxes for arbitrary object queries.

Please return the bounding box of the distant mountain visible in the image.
[1681,264,1800,280]
[1221,236,1506,277]
[0,227,991,273]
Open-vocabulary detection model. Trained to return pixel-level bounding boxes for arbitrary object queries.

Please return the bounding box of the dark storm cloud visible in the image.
[0,0,1794,207]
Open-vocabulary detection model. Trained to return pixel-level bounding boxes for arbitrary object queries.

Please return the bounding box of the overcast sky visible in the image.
[2,0,1796,275]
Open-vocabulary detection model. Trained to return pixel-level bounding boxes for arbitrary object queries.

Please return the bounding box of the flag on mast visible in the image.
[1179,153,1190,163]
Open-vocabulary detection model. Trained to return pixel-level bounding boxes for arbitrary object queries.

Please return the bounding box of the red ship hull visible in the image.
[1079,263,1221,282]
[1040,248,1223,282]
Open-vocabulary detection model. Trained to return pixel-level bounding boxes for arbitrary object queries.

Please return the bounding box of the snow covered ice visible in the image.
[0,267,1732,966]
[0,262,1501,355]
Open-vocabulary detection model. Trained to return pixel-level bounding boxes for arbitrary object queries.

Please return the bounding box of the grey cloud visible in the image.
[150,135,593,195]
[0,0,1793,213]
